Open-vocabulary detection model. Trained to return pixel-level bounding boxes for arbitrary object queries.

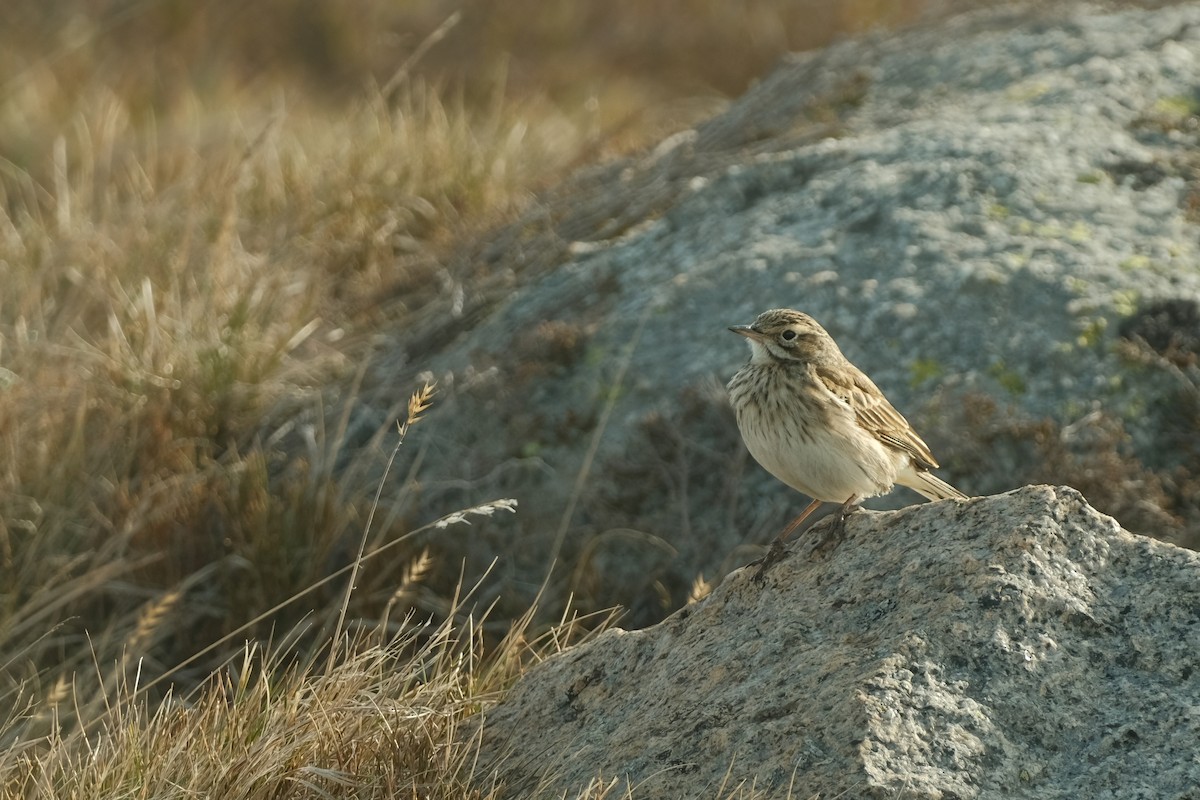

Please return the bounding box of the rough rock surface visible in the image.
[333,4,1200,618]
[473,486,1200,799]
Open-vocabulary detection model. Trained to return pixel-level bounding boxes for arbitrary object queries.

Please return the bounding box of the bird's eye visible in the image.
[780,330,797,341]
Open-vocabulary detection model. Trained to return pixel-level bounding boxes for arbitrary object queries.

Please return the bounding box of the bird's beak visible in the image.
[728,325,759,339]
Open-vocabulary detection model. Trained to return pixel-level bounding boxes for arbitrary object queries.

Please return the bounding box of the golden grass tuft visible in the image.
[2,597,609,800]
[0,380,539,797]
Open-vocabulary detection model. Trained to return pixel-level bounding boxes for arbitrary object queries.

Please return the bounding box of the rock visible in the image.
[472,486,1200,799]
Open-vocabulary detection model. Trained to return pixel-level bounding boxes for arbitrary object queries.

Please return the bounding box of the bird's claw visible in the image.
[751,538,789,583]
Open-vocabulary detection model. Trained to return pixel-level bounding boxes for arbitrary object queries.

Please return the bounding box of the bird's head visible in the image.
[728,308,840,364]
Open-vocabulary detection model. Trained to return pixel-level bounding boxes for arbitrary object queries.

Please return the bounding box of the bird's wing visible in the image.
[815,362,941,470]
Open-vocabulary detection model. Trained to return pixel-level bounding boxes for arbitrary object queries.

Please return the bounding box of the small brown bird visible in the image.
[727,308,966,553]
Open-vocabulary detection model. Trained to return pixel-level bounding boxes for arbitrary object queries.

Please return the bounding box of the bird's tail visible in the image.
[900,467,968,502]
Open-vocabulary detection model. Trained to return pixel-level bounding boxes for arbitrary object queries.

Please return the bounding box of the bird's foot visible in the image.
[807,499,859,557]
[751,538,789,584]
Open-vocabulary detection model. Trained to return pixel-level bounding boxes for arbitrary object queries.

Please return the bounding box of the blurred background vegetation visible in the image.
[3,1,930,156]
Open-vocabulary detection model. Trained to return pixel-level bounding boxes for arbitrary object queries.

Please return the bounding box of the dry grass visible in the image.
[3,593,610,800]
[0,385,540,798]
[0,42,578,791]
[1,0,588,710]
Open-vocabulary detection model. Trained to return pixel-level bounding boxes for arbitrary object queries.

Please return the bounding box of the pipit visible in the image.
[727,308,966,563]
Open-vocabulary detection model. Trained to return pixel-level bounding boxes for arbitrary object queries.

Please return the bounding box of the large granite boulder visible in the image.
[472,486,1200,799]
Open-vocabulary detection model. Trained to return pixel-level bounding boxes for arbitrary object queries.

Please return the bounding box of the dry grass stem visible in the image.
[329,382,437,674]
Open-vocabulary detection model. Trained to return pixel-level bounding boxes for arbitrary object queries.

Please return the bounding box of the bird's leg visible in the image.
[775,497,824,545]
[753,498,824,581]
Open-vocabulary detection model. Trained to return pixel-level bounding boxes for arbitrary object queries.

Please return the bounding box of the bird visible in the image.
[727,308,966,562]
